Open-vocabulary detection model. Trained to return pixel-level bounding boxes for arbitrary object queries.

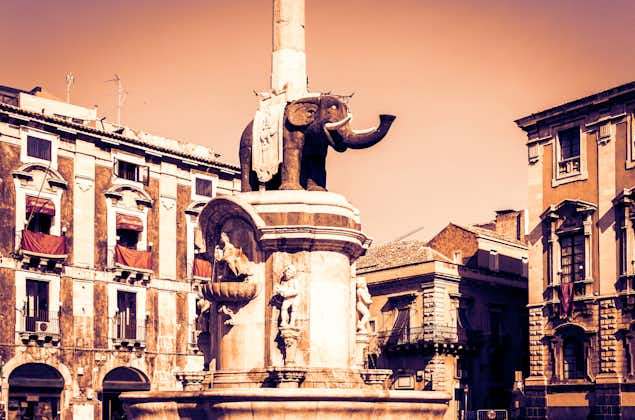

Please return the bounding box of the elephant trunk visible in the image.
[325,114,396,151]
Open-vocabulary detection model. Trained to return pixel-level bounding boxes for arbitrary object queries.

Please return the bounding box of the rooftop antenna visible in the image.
[65,73,74,103]
[105,74,127,126]
[391,225,425,242]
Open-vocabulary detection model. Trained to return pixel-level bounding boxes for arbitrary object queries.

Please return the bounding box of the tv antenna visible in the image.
[391,225,425,242]
[105,74,128,125]
[65,73,74,103]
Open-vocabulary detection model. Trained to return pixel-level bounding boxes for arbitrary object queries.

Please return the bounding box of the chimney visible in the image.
[494,209,525,242]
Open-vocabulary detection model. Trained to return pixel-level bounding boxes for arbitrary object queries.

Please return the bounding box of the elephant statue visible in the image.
[239,94,396,192]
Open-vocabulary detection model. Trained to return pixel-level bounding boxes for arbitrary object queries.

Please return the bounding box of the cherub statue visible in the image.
[274,264,300,328]
[214,232,252,280]
[356,277,373,333]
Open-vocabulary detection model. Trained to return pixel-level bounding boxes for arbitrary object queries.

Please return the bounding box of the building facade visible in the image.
[356,210,528,419]
[0,86,240,419]
[516,81,635,419]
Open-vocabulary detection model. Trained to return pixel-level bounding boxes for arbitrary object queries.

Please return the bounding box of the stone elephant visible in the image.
[239,94,396,192]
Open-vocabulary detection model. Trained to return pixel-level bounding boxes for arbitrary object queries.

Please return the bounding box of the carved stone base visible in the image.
[175,371,210,391]
[359,369,392,389]
[267,366,307,388]
[279,326,301,366]
[355,332,370,368]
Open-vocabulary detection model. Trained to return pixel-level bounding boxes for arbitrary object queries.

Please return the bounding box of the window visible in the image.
[114,158,149,185]
[25,280,49,332]
[560,233,585,295]
[26,212,52,234]
[488,250,499,272]
[453,250,463,264]
[558,126,581,176]
[115,291,137,340]
[562,337,585,379]
[115,213,143,249]
[195,177,214,198]
[26,136,52,161]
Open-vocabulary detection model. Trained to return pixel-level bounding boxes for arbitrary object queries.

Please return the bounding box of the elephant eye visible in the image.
[330,105,337,110]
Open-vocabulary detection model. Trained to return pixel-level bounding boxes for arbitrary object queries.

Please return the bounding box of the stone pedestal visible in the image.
[197,191,371,385]
[355,332,370,368]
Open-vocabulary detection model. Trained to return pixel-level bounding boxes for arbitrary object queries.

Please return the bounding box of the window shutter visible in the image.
[113,158,119,177]
[140,165,150,185]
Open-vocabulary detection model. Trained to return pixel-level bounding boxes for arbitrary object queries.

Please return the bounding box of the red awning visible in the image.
[116,214,143,232]
[115,244,152,270]
[193,257,212,279]
[26,196,55,216]
[21,230,66,256]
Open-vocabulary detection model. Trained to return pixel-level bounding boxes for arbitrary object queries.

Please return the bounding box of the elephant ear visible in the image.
[287,101,318,127]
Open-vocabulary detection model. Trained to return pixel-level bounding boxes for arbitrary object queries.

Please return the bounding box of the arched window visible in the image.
[550,324,592,382]
[562,336,585,379]
[8,363,64,420]
[102,367,150,420]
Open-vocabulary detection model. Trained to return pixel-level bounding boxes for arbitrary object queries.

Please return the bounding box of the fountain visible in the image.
[121,1,451,418]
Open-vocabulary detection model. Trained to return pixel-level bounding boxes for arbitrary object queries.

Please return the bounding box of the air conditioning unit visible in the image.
[35,321,50,332]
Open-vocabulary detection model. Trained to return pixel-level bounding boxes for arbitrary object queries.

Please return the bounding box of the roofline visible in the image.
[451,223,528,250]
[514,80,635,130]
[0,101,240,172]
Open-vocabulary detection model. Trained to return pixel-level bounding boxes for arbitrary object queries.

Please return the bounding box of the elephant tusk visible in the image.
[351,126,379,135]
[324,113,352,131]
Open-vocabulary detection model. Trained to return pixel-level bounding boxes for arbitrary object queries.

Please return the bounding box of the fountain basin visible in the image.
[121,388,450,419]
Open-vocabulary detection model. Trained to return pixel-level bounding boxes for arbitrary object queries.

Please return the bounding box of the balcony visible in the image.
[558,156,580,176]
[17,230,67,270]
[377,324,474,353]
[18,310,61,344]
[190,256,212,291]
[111,316,146,350]
[110,244,152,283]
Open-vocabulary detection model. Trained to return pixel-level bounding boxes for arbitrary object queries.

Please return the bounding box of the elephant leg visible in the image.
[306,155,327,191]
[280,131,303,190]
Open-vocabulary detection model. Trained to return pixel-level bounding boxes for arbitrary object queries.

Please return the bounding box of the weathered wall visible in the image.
[0,268,16,362]
[427,224,478,264]
[94,165,110,270]
[0,143,19,255]
[176,184,189,282]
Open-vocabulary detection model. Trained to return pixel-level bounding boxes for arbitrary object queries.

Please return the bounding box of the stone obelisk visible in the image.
[271,0,308,100]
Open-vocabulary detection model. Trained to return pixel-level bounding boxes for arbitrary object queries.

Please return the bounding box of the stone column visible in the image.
[272,0,307,100]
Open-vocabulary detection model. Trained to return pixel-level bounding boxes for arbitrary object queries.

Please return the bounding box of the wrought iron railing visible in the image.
[376,324,470,347]
[110,315,146,342]
[19,310,60,335]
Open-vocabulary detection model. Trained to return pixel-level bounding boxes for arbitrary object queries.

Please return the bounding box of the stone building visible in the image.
[0,85,240,419]
[356,210,528,419]
[516,81,635,419]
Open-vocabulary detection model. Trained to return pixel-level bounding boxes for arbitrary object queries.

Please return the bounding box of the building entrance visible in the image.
[101,367,149,420]
[7,363,63,420]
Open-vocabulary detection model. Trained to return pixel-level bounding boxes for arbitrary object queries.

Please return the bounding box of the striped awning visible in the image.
[26,196,55,216]
[116,213,144,232]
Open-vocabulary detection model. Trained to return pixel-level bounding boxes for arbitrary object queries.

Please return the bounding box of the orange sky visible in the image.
[3,0,635,245]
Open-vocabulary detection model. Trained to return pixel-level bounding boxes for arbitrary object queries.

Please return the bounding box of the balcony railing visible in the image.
[18,310,61,343]
[17,229,67,270]
[109,245,152,283]
[376,324,471,349]
[558,156,581,176]
[110,316,146,349]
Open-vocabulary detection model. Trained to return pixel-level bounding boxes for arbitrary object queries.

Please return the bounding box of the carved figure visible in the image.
[274,265,300,328]
[218,304,236,326]
[214,232,252,281]
[240,94,396,191]
[356,277,373,333]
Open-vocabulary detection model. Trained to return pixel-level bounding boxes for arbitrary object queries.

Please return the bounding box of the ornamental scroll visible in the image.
[251,92,286,183]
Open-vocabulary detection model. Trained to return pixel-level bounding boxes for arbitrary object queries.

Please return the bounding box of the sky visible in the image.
[3,0,635,245]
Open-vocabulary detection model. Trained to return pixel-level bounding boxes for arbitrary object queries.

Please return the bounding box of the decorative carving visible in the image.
[160,197,176,210]
[175,371,209,391]
[203,282,259,303]
[251,93,286,183]
[359,369,392,386]
[214,232,252,281]
[267,366,307,388]
[218,304,236,326]
[274,265,300,328]
[356,277,372,333]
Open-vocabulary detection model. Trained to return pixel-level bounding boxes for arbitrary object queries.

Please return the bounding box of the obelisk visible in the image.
[271,0,308,100]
